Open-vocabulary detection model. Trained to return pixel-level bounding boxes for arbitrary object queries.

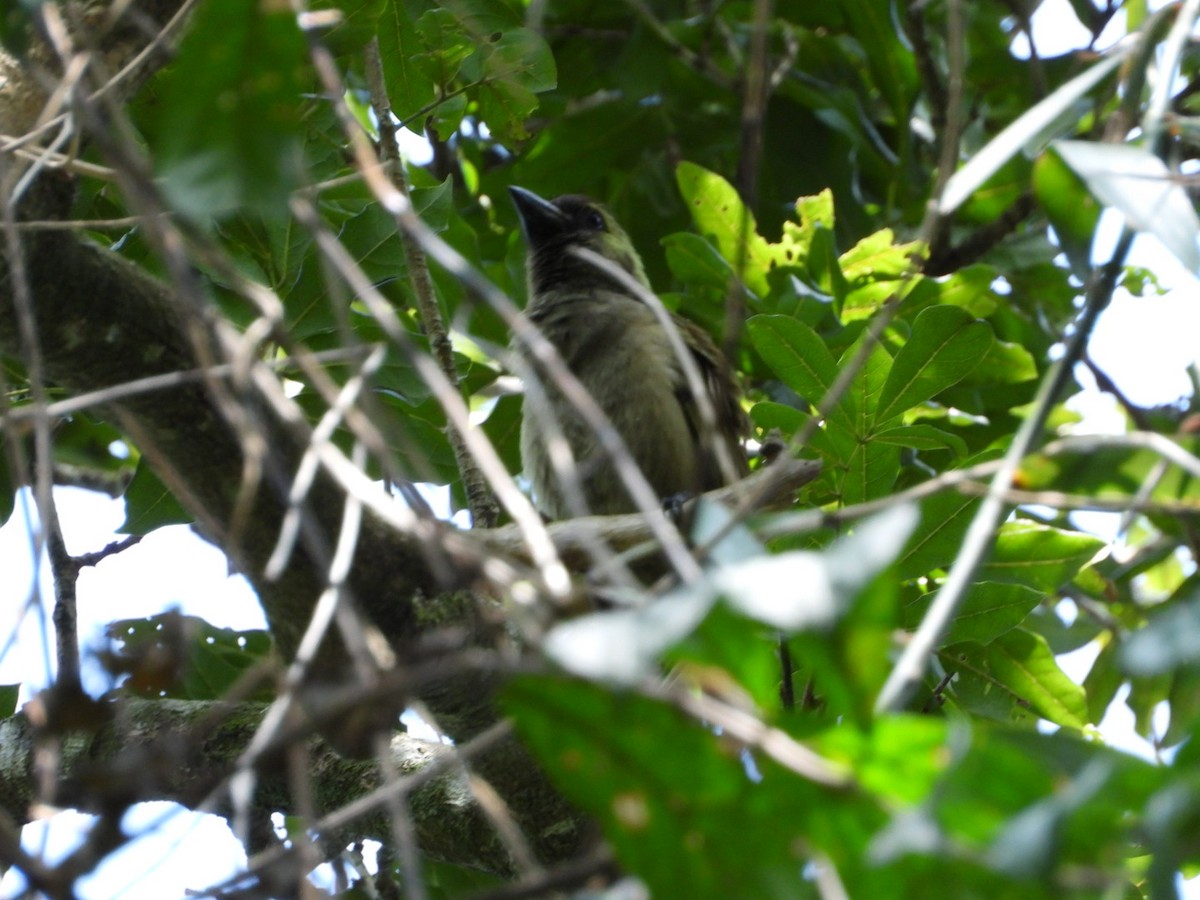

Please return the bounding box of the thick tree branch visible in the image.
[0,698,574,881]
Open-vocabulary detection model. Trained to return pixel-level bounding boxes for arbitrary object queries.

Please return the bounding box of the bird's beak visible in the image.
[509,186,564,245]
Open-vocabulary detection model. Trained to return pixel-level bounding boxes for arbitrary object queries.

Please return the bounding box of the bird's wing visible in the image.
[670,314,749,487]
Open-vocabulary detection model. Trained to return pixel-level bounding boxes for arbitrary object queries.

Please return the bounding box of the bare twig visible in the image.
[363,37,498,529]
[917,0,967,253]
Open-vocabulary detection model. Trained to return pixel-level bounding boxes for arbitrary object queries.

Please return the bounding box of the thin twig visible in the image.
[725,0,773,362]
[917,0,967,253]
[363,37,498,529]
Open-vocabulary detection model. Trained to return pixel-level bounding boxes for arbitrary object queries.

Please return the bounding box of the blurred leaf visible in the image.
[121,460,191,534]
[688,498,767,568]
[932,265,1000,317]
[717,505,917,631]
[896,489,982,581]
[840,0,917,129]
[904,582,1042,646]
[542,586,716,685]
[819,715,948,806]
[417,857,504,897]
[0,4,35,56]
[663,232,736,290]
[1083,640,1123,726]
[0,684,17,719]
[871,424,968,457]
[939,46,1131,214]
[1032,147,1101,279]
[313,0,388,57]
[987,758,1112,877]
[480,393,522,478]
[1164,667,1200,747]
[150,0,309,219]
[544,506,916,684]
[667,603,785,712]
[504,675,833,899]
[1120,593,1200,676]
[979,522,1105,594]
[0,437,13,527]
[107,612,273,701]
[1054,140,1200,273]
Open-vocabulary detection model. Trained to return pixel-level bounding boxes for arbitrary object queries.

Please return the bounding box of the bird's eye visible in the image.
[585,210,606,231]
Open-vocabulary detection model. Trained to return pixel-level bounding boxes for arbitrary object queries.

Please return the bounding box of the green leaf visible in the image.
[1119,593,1200,676]
[0,435,14,527]
[481,392,523,479]
[935,265,1000,316]
[895,490,982,581]
[794,189,835,233]
[1083,641,1123,726]
[477,78,538,144]
[829,335,896,504]
[150,0,308,219]
[904,582,1042,645]
[939,46,1132,214]
[503,675,830,899]
[107,612,273,701]
[667,603,786,712]
[838,228,923,285]
[876,306,993,424]
[940,641,1038,727]
[0,684,18,719]
[986,757,1112,877]
[471,24,557,143]
[663,233,736,290]
[979,522,1104,594]
[1032,147,1102,280]
[748,400,810,436]
[484,27,556,93]
[1053,140,1200,274]
[840,0,917,131]
[746,314,837,401]
[987,628,1088,729]
[677,162,801,298]
[380,2,438,123]
[121,460,192,534]
[414,8,475,83]
[313,0,388,57]
[0,1,34,56]
[963,339,1038,387]
[838,438,901,506]
[872,423,968,457]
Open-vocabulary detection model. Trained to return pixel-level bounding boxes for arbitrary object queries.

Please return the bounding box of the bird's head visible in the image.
[509,186,650,300]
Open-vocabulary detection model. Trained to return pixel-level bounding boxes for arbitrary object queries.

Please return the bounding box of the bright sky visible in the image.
[3,1,1200,896]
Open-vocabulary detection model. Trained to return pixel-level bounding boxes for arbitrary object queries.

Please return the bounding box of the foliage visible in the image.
[4,0,1200,897]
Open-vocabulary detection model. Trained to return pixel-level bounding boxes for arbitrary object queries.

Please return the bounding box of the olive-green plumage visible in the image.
[510,186,747,519]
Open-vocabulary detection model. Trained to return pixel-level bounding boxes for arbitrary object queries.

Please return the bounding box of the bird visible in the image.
[509,185,748,519]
